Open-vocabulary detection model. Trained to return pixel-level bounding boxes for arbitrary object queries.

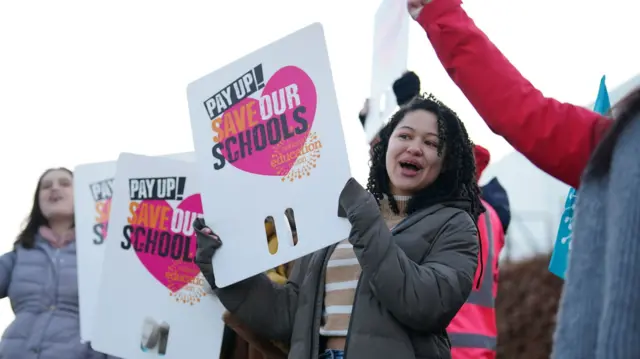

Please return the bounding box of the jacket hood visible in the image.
[474,145,491,181]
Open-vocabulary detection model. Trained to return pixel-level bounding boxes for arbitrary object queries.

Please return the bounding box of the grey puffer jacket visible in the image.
[212,179,479,359]
[0,235,115,359]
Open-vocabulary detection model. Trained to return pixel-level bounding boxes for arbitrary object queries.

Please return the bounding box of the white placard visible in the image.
[91,153,224,359]
[187,23,353,287]
[364,0,410,142]
[74,160,117,343]
[74,152,195,343]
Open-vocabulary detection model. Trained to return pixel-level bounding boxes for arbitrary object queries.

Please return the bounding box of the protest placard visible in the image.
[74,160,116,343]
[187,23,353,287]
[74,152,195,343]
[90,153,224,358]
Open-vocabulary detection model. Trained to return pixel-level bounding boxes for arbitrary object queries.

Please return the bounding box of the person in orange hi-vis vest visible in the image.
[447,145,505,359]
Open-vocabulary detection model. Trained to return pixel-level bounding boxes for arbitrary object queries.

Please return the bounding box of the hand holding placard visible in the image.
[193,217,222,289]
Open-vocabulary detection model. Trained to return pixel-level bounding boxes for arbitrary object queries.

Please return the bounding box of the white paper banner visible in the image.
[364,0,410,142]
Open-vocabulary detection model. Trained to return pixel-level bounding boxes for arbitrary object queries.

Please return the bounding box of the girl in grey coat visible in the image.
[195,94,483,359]
[0,168,113,359]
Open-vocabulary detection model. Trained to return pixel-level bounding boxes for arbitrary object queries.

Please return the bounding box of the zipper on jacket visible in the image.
[38,244,61,356]
[53,248,60,306]
[341,272,362,359]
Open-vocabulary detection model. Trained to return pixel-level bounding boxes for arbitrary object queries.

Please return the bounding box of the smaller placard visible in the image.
[74,160,117,343]
[91,153,224,359]
[74,152,195,343]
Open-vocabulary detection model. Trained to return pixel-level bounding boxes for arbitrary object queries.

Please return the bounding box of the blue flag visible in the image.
[549,75,611,279]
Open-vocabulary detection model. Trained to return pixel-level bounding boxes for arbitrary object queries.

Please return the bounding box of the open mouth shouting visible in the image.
[399,159,424,177]
[49,193,64,204]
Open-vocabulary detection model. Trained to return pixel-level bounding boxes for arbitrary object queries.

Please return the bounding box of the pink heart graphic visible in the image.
[130,194,203,293]
[219,66,317,176]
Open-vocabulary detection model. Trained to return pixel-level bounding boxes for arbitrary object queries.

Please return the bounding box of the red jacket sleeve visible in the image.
[417,0,611,188]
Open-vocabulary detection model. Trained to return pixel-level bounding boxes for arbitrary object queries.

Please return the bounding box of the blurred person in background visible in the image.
[409,0,640,356]
[360,71,422,149]
[446,145,505,359]
[0,168,116,359]
[480,178,510,236]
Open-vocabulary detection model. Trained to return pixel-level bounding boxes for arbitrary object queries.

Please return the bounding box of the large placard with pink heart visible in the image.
[187,22,354,287]
[91,153,225,359]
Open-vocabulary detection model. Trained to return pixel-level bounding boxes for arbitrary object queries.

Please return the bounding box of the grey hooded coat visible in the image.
[210,179,479,359]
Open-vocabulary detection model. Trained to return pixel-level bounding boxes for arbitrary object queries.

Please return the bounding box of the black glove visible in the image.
[193,217,222,289]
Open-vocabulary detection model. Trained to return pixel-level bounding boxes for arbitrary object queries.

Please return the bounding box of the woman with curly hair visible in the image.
[194,93,482,359]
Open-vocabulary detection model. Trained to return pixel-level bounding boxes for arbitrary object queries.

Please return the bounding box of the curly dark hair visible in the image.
[366,93,485,220]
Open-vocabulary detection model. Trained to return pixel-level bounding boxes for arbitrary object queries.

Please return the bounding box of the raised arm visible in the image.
[214,257,308,343]
[339,179,479,332]
[412,0,611,188]
[0,250,16,299]
[194,217,309,343]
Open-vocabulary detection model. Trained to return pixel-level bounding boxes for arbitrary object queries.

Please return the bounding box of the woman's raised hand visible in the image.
[408,0,432,20]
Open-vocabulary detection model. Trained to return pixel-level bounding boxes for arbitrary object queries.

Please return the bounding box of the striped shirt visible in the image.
[319,196,409,336]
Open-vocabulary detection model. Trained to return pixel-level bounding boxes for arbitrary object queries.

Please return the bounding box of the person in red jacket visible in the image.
[406,0,611,190]
[447,144,504,359]
[406,2,640,358]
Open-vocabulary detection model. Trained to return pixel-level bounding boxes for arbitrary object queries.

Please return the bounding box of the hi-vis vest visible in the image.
[447,201,500,359]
